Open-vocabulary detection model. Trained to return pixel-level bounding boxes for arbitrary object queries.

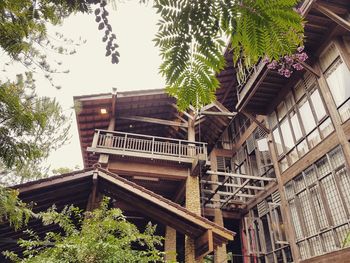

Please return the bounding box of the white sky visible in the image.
[8,1,165,171]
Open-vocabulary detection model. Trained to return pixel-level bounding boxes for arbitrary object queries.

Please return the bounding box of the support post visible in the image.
[164,226,177,262]
[185,117,203,263]
[209,151,228,263]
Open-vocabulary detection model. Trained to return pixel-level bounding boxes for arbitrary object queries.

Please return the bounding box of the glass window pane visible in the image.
[294,81,305,102]
[319,118,334,138]
[280,119,294,152]
[285,92,295,110]
[299,98,316,134]
[326,59,350,107]
[304,166,317,185]
[269,111,278,128]
[277,102,287,121]
[321,175,347,225]
[307,129,321,148]
[290,111,303,141]
[294,174,305,192]
[289,199,303,240]
[329,146,345,169]
[309,185,329,229]
[321,230,337,253]
[297,139,309,157]
[310,89,327,121]
[285,181,295,200]
[288,148,299,165]
[273,128,283,156]
[339,99,350,123]
[280,157,288,172]
[336,167,350,212]
[315,156,331,177]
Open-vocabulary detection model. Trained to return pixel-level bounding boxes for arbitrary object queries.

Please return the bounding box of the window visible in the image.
[269,72,334,171]
[244,193,292,263]
[321,43,350,123]
[285,146,350,260]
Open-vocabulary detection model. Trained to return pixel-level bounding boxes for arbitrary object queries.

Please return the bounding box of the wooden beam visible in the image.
[170,103,194,120]
[314,2,350,32]
[118,115,188,128]
[206,171,276,182]
[240,111,270,134]
[213,100,232,113]
[195,229,214,259]
[86,172,98,211]
[201,180,265,191]
[299,61,321,78]
[200,111,237,117]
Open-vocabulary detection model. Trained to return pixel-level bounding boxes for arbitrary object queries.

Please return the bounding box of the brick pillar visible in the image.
[210,151,227,263]
[165,226,177,262]
[185,117,202,263]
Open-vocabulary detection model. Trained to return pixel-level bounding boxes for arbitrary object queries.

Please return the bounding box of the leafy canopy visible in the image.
[154,0,304,110]
[4,197,165,263]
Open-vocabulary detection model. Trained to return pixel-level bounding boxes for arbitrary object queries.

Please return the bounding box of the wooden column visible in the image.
[210,150,228,263]
[100,94,117,166]
[266,124,301,262]
[164,226,177,262]
[185,117,202,263]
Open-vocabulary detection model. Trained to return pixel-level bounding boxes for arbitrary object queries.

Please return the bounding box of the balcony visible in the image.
[87,129,208,164]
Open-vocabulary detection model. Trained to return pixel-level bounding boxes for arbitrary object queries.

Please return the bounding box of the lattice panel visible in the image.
[271,191,281,204]
[257,200,268,217]
[246,135,255,155]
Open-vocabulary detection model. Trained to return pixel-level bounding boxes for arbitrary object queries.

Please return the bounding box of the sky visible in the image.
[7,1,165,171]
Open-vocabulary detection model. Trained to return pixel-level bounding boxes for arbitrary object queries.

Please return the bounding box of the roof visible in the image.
[1,168,234,259]
[74,89,232,168]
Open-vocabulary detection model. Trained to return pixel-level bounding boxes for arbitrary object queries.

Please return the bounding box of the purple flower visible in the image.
[293,63,304,71]
[296,52,308,62]
[284,69,292,78]
[267,60,278,70]
[297,46,304,52]
[278,68,285,75]
[284,55,293,65]
[263,56,270,63]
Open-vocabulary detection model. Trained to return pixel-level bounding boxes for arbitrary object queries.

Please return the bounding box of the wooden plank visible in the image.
[195,229,214,259]
[314,2,350,32]
[240,111,270,134]
[118,115,188,128]
[15,171,93,193]
[206,171,276,182]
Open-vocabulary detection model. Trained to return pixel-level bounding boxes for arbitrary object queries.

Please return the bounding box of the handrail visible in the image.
[91,129,208,160]
[95,129,207,146]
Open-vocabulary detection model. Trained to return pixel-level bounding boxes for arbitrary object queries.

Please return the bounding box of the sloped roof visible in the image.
[1,168,234,260]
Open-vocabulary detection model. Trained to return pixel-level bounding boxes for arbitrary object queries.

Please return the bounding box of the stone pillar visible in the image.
[165,226,177,262]
[185,117,202,263]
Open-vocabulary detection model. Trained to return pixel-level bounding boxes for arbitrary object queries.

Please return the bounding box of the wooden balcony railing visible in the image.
[88,129,208,163]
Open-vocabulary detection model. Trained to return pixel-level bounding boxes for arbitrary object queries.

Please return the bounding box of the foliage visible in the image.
[0,73,70,172]
[154,0,304,110]
[4,197,165,263]
[0,73,70,228]
[0,187,32,230]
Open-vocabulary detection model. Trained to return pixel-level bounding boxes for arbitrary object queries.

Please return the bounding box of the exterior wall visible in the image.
[266,38,350,263]
[227,36,350,263]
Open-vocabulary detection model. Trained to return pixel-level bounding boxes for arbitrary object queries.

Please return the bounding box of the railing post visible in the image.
[151,137,155,155]
[179,141,181,158]
[123,133,128,151]
[91,130,100,148]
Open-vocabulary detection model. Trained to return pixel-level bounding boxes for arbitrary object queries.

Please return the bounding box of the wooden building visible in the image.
[1,0,350,262]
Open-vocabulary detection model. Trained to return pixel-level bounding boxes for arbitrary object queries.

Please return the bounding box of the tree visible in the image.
[4,197,165,263]
[2,0,304,110]
[154,0,304,109]
[0,73,70,227]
